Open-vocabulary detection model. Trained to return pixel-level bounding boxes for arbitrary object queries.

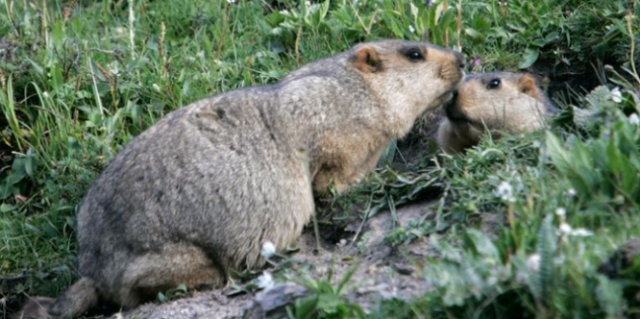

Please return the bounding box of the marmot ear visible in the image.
[518,74,542,99]
[351,45,382,73]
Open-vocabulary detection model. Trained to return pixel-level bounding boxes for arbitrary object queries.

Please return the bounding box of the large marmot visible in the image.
[17,39,463,318]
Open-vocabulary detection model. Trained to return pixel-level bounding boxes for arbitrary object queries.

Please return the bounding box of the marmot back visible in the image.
[16,39,463,319]
[437,72,556,154]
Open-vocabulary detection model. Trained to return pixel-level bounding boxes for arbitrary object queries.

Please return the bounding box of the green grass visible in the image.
[1,0,640,318]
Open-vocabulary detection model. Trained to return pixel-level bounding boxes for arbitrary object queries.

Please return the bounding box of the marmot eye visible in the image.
[405,49,425,62]
[487,78,501,89]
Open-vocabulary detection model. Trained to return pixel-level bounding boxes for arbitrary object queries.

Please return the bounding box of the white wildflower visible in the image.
[526,254,540,272]
[570,228,593,237]
[611,87,622,103]
[558,222,573,236]
[494,181,515,202]
[629,113,639,125]
[256,271,274,290]
[558,222,593,237]
[226,0,236,3]
[261,241,276,259]
[408,25,415,33]
[555,207,566,219]
[567,188,577,197]
[152,83,160,92]
[42,91,50,99]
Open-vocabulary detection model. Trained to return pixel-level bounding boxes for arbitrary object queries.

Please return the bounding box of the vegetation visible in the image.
[1,0,640,318]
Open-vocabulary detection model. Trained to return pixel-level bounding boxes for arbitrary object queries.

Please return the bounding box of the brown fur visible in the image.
[437,72,556,154]
[16,39,463,319]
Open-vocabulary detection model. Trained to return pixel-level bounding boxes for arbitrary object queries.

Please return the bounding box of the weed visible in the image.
[286,263,365,319]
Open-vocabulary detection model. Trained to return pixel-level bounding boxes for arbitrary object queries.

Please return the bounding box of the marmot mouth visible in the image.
[443,94,469,124]
[439,90,454,104]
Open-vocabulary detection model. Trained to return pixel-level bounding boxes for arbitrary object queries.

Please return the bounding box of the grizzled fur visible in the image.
[16,39,463,319]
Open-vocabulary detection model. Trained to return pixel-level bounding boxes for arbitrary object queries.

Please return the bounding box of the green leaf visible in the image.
[9,158,27,183]
[464,229,499,262]
[619,155,639,198]
[294,295,319,319]
[464,28,483,39]
[337,263,359,293]
[0,203,15,213]
[387,18,404,38]
[157,292,168,303]
[518,48,539,69]
[377,140,397,168]
[531,214,556,303]
[51,21,65,51]
[596,275,626,317]
[50,63,65,92]
[546,132,592,195]
[543,31,559,45]
[318,0,330,22]
[25,57,45,76]
[24,149,37,177]
[317,293,341,314]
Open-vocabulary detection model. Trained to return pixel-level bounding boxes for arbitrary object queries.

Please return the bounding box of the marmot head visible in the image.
[437,72,556,154]
[348,40,464,138]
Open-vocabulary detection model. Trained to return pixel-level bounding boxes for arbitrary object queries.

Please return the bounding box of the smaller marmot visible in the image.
[16,40,463,319]
[436,72,556,154]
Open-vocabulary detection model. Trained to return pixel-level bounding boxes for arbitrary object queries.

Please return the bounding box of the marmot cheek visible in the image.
[439,64,463,84]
